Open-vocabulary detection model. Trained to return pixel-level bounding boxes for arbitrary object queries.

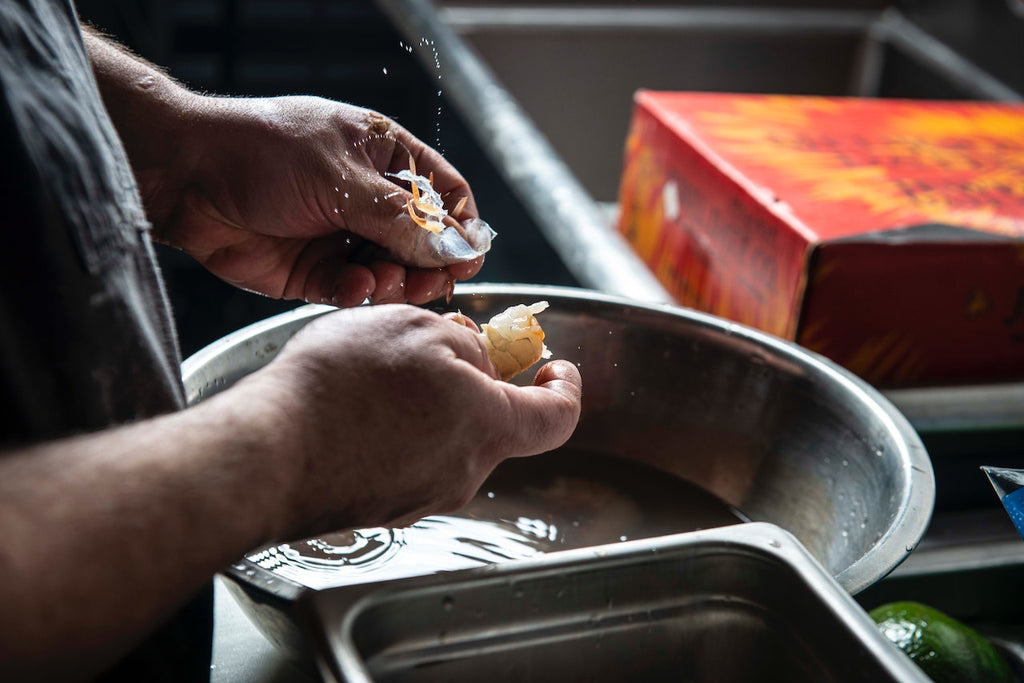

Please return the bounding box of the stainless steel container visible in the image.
[182,284,934,656]
[300,522,930,683]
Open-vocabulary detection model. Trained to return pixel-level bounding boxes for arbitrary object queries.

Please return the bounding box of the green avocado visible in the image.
[869,601,1014,683]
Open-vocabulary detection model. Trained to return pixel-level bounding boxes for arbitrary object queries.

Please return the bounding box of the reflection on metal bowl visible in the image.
[182,284,934,660]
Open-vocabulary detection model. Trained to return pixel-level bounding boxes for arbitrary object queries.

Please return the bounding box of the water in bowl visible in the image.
[245,450,747,590]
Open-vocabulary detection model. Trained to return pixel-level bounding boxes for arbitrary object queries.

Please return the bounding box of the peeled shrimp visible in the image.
[479,302,551,381]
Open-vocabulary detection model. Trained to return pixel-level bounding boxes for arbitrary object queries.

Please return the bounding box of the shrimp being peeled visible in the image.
[392,155,449,234]
[479,302,552,381]
[388,157,496,263]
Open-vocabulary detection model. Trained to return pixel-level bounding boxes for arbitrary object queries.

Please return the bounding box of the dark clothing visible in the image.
[0,0,182,437]
[0,0,211,678]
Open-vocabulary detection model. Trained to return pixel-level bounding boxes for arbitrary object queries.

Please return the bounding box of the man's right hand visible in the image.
[240,304,583,541]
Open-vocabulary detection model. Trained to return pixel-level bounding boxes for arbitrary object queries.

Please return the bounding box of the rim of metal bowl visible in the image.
[182,283,935,595]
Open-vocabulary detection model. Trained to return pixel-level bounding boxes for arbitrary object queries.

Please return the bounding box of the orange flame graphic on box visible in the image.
[692,96,1024,238]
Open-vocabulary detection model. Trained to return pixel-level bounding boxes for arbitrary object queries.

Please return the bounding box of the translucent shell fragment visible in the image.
[392,156,455,234]
[480,302,551,381]
[387,156,496,264]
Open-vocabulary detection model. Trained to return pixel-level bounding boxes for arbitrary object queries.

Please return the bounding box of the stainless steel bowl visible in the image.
[183,284,934,655]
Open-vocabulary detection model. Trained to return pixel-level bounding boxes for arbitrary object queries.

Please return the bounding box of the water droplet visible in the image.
[486,491,495,499]
[333,186,339,192]
[344,192,350,199]
[382,67,388,75]
[619,535,628,542]
[768,539,782,549]
[333,208,339,214]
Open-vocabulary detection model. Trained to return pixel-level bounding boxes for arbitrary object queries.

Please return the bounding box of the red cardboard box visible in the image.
[617,91,1024,388]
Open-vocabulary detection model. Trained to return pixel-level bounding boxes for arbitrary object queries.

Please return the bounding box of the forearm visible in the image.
[81,25,200,217]
[0,375,298,679]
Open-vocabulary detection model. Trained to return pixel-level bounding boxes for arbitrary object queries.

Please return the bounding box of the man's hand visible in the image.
[155,96,484,306]
[246,305,583,539]
[85,31,484,307]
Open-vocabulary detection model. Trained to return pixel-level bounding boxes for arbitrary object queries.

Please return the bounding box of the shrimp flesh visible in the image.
[479,302,551,381]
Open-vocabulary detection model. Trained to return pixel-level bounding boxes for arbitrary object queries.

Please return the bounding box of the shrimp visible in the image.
[479,302,552,381]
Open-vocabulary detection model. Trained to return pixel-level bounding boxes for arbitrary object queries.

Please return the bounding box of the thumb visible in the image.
[357,173,493,269]
[499,360,583,457]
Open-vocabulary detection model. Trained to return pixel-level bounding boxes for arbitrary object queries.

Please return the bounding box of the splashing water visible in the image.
[248,518,545,590]
[402,36,445,153]
[244,451,747,591]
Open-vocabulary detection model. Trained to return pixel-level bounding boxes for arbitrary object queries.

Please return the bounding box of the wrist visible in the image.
[83,28,203,226]
[216,363,319,543]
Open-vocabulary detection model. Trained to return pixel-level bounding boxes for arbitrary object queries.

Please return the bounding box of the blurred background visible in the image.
[73,0,1023,358]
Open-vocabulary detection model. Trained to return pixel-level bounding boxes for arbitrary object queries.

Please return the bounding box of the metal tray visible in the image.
[300,523,928,683]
